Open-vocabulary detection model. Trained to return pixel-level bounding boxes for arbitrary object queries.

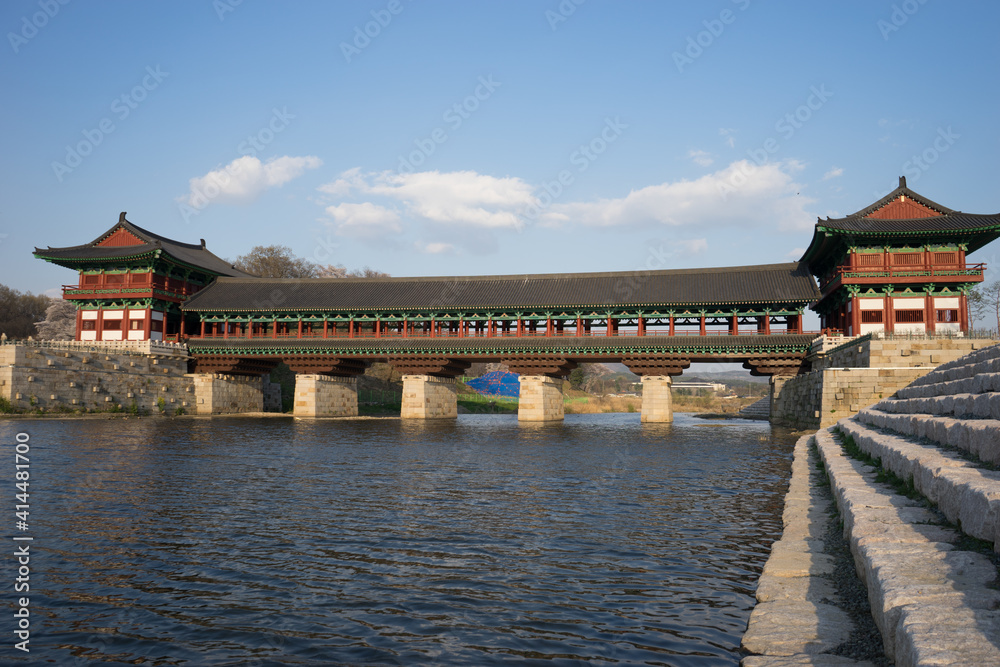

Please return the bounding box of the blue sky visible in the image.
[2,0,999,303]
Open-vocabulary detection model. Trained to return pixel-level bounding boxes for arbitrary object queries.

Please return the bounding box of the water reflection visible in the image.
[0,413,796,665]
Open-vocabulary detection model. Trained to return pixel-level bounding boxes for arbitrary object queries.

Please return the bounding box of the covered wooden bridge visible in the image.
[180,262,821,421]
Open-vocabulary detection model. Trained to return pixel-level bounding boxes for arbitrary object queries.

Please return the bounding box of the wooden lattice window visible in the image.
[933,252,958,265]
[935,309,959,323]
[151,319,163,333]
[131,273,150,284]
[129,320,143,330]
[81,320,96,331]
[891,252,923,266]
[856,253,883,267]
[82,274,100,285]
[102,319,122,330]
[894,309,924,323]
[104,273,125,285]
[861,311,884,323]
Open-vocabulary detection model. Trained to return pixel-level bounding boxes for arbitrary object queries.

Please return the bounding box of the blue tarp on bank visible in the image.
[465,370,520,398]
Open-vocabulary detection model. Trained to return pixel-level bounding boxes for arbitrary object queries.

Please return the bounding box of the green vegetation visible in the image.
[0,397,14,414]
[157,396,166,413]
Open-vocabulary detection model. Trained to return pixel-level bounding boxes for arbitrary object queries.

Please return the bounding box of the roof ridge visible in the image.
[846,176,954,218]
[209,261,809,285]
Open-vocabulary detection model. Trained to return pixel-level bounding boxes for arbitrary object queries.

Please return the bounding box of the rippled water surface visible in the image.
[1,413,798,665]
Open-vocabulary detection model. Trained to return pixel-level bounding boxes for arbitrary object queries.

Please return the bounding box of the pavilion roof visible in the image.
[799,177,1000,273]
[33,213,255,277]
[181,262,820,313]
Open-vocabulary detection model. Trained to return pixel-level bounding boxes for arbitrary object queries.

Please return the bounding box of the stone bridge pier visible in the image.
[284,356,366,417]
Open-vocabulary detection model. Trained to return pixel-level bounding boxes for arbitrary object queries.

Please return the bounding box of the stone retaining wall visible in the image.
[0,343,275,415]
[0,343,195,414]
[771,368,930,430]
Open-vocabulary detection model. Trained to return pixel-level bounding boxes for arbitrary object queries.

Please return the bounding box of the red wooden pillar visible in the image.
[323,319,328,338]
[637,316,645,336]
[576,317,583,336]
[729,315,738,335]
[96,309,104,341]
[247,318,254,339]
[764,313,771,336]
[297,319,303,339]
[699,315,706,336]
[271,319,277,339]
[795,313,803,334]
[200,320,206,338]
[224,318,229,339]
[375,319,381,338]
[75,308,83,341]
[925,293,935,334]
[960,293,969,332]
[517,318,523,336]
[668,315,675,336]
[884,292,894,334]
[606,317,613,337]
[430,318,436,337]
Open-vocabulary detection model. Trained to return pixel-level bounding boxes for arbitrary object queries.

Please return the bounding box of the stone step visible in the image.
[897,344,1000,399]
[739,396,771,419]
[814,427,1000,665]
[876,389,1000,418]
[741,435,879,666]
[856,407,1000,465]
[838,417,1000,550]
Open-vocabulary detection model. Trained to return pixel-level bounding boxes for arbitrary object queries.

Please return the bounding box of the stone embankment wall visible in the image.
[0,342,277,415]
[745,343,1000,665]
[771,335,997,429]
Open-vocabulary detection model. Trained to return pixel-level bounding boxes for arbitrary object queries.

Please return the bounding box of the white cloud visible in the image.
[418,241,456,254]
[325,202,401,239]
[181,155,322,207]
[319,169,537,232]
[822,167,843,180]
[688,149,714,167]
[786,247,806,259]
[538,159,815,232]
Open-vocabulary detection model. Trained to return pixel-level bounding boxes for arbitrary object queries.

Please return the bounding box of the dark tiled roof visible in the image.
[33,214,254,277]
[182,262,820,313]
[818,212,1000,235]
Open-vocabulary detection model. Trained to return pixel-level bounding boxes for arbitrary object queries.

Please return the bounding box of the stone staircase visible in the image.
[739,396,771,420]
[744,343,1000,666]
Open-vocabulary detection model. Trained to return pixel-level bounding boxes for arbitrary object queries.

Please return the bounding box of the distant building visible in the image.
[672,381,726,392]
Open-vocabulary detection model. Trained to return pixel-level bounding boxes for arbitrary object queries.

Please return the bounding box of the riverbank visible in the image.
[743,343,1000,665]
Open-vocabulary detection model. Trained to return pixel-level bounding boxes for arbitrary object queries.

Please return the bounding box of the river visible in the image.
[0,413,797,665]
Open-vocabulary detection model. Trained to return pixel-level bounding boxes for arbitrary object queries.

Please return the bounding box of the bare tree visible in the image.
[233,246,390,279]
[232,245,321,278]
[0,284,51,339]
[35,298,77,340]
